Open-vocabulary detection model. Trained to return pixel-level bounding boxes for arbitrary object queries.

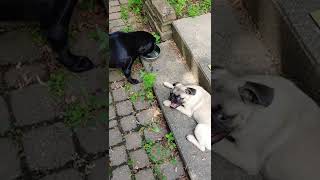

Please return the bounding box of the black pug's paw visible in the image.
[127,78,140,84]
[57,52,94,73]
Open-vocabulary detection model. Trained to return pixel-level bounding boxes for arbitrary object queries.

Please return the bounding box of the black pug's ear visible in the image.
[185,88,197,95]
[238,82,274,107]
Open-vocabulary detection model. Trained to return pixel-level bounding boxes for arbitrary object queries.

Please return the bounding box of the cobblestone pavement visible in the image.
[109,0,151,33]
[108,67,189,180]
[0,3,108,180]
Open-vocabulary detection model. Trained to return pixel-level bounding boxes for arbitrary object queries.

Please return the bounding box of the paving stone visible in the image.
[133,100,150,111]
[109,0,120,7]
[119,0,128,4]
[109,106,116,120]
[4,64,48,88]
[40,169,82,180]
[110,25,126,33]
[135,169,155,180]
[0,138,21,179]
[0,96,10,134]
[87,157,108,180]
[160,158,185,180]
[109,19,125,28]
[120,115,137,132]
[75,123,108,153]
[116,100,133,116]
[136,109,156,125]
[110,12,121,20]
[129,149,151,170]
[144,126,168,142]
[150,143,172,163]
[66,68,107,97]
[109,127,123,146]
[110,145,127,166]
[109,120,117,129]
[109,70,124,82]
[10,84,58,126]
[125,132,142,150]
[71,31,104,66]
[22,123,75,170]
[0,31,41,65]
[111,165,131,180]
[110,81,125,89]
[110,6,121,13]
[112,88,128,102]
[109,92,113,105]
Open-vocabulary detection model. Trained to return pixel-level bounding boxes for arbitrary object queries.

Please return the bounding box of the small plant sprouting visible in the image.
[121,25,135,33]
[151,32,161,44]
[188,4,201,17]
[48,70,67,97]
[120,5,129,21]
[165,132,177,150]
[127,159,134,166]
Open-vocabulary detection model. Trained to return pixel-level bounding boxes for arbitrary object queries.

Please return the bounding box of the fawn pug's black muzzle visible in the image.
[212,105,234,144]
[169,91,183,109]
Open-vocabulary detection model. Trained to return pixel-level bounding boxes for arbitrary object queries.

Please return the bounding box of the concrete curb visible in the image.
[142,41,211,180]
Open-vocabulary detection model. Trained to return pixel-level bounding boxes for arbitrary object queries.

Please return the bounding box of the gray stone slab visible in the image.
[0,138,21,179]
[109,127,123,147]
[10,84,58,126]
[160,157,186,180]
[212,0,278,76]
[142,41,210,180]
[111,165,131,180]
[244,0,320,102]
[129,149,151,170]
[71,31,104,66]
[109,120,117,129]
[22,123,75,170]
[135,168,155,180]
[0,31,41,65]
[0,96,10,134]
[172,14,211,92]
[40,169,83,180]
[133,100,150,111]
[66,68,107,97]
[75,123,108,154]
[87,157,108,180]
[144,126,168,142]
[116,100,133,116]
[112,87,128,102]
[136,109,157,125]
[109,70,124,82]
[4,63,48,88]
[124,132,142,150]
[120,115,137,132]
[110,145,127,166]
[109,105,116,120]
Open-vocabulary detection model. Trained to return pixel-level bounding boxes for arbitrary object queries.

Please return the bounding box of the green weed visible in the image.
[151,32,161,44]
[154,165,167,180]
[128,0,143,16]
[64,102,91,127]
[188,4,201,17]
[121,25,135,32]
[165,132,177,150]
[120,5,129,21]
[48,70,67,97]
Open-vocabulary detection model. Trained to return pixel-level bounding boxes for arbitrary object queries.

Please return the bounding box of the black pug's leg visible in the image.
[44,0,94,72]
[122,57,139,84]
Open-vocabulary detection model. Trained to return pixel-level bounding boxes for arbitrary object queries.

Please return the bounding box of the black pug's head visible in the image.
[131,31,156,55]
[212,67,274,144]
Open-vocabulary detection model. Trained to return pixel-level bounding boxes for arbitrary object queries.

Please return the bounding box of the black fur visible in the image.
[0,0,94,72]
[109,31,156,84]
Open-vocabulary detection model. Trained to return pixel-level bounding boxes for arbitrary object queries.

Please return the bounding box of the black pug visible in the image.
[0,0,95,72]
[110,31,156,84]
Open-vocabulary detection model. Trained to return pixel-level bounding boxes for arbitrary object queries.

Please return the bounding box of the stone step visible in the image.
[172,13,211,93]
[142,41,211,180]
[213,0,278,76]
